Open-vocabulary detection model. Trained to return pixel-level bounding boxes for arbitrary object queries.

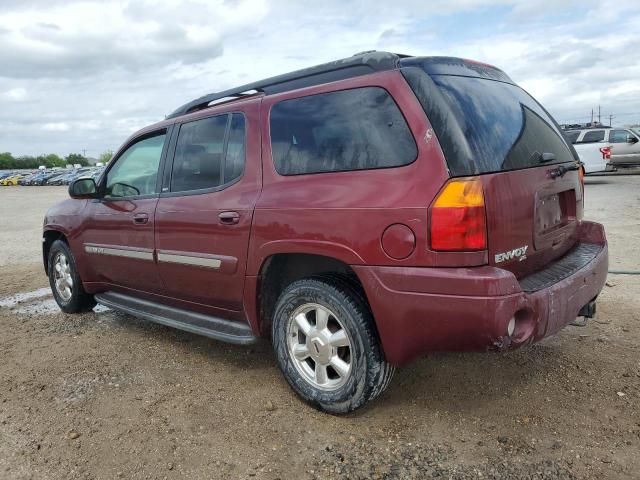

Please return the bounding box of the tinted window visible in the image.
[270,87,417,175]
[580,130,605,143]
[402,69,575,176]
[105,133,166,197]
[225,113,246,183]
[171,113,245,192]
[564,131,580,144]
[609,129,630,143]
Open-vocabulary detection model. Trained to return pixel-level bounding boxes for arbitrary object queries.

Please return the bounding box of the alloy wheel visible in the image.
[286,303,353,391]
[53,252,73,302]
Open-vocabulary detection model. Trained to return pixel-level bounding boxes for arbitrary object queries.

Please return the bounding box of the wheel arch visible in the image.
[42,229,68,275]
[251,252,372,339]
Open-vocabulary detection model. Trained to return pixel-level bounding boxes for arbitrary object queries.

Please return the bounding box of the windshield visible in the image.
[402,69,576,176]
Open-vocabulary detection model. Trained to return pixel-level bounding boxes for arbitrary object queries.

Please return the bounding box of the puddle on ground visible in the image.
[0,288,110,315]
[0,287,52,308]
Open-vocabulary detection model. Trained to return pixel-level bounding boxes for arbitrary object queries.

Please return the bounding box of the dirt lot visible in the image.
[0,179,639,480]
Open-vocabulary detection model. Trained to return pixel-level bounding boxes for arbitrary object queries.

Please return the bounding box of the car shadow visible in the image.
[92,308,576,416]
[350,341,573,418]
[94,308,276,371]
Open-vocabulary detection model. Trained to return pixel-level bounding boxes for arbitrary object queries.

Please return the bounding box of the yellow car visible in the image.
[1,174,22,186]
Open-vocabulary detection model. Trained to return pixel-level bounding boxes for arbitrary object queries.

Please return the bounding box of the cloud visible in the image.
[0,0,639,156]
[42,122,70,131]
[2,87,27,101]
[0,0,269,79]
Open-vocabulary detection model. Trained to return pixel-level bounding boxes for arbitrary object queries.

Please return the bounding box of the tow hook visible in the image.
[571,301,597,327]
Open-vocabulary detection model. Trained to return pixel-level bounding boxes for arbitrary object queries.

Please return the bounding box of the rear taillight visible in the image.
[430,177,487,251]
[599,146,611,160]
[578,164,585,187]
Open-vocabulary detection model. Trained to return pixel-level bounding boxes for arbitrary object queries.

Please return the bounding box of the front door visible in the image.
[154,100,261,314]
[609,129,640,164]
[82,130,169,293]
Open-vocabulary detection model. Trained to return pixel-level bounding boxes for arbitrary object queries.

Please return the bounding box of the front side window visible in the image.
[270,87,417,175]
[105,133,166,198]
[610,129,630,143]
[580,130,605,143]
[171,113,246,192]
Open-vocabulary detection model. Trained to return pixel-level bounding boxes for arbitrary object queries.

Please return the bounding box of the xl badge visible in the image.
[495,245,529,263]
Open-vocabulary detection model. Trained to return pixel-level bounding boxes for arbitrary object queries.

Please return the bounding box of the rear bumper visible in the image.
[354,221,608,366]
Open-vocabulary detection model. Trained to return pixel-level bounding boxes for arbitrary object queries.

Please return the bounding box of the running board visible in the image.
[94,291,257,345]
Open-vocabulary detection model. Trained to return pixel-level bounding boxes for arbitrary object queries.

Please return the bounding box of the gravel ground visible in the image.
[0,177,639,480]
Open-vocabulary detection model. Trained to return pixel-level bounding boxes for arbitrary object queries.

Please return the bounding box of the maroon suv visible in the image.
[43,52,608,413]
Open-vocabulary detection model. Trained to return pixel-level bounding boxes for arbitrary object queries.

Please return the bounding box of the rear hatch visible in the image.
[401,58,583,278]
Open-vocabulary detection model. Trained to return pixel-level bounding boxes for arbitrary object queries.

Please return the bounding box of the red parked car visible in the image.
[43,52,608,413]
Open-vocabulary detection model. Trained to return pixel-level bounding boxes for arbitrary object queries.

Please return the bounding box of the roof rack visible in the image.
[167,51,407,119]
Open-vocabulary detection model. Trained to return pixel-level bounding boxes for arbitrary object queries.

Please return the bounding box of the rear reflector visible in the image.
[430,178,487,251]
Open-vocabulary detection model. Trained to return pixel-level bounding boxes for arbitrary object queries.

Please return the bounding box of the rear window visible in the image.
[402,68,575,176]
[270,87,417,175]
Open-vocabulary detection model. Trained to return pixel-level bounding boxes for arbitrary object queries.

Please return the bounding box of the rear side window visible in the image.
[171,113,245,192]
[563,131,580,144]
[579,130,605,143]
[270,87,417,175]
[402,68,575,176]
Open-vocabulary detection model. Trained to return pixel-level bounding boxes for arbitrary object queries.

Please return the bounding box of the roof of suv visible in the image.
[167,51,514,120]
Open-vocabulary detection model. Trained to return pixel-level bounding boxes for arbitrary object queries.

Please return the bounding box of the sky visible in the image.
[0,0,639,157]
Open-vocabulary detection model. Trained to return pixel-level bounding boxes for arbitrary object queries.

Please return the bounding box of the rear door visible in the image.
[402,63,582,278]
[154,99,261,315]
[578,129,606,145]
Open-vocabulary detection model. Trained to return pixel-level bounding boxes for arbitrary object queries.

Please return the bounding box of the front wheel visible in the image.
[272,276,395,414]
[48,240,96,313]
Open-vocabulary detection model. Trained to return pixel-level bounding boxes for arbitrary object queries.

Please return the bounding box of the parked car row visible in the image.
[0,167,105,186]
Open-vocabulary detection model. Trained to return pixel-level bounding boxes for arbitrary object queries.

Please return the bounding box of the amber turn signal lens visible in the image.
[430,178,487,251]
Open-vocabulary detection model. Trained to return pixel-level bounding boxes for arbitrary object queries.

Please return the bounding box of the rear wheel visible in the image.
[48,240,96,313]
[272,276,394,414]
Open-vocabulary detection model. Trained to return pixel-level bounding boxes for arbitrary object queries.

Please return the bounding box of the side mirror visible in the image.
[69,177,98,199]
[627,135,638,144]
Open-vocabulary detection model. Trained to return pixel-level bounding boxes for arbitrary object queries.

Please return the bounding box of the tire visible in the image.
[48,239,96,313]
[272,275,395,414]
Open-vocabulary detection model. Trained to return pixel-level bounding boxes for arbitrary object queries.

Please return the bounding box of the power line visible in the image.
[558,111,640,124]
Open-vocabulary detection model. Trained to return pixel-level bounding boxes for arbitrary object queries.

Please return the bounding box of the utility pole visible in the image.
[82,149,86,157]
[608,114,614,127]
[591,108,594,125]
[598,105,601,124]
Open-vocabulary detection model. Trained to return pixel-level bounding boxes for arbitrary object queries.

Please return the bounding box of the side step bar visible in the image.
[94,291,258,345]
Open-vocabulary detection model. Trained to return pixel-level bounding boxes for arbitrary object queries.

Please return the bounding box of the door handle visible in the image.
[219,211,240,225]
[133,213,149,225]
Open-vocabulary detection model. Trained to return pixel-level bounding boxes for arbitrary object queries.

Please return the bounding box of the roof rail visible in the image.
[167,51,407,119]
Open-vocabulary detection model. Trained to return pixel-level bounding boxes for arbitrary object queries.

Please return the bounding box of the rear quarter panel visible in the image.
[574,143,608,173]
[247,70,456,276]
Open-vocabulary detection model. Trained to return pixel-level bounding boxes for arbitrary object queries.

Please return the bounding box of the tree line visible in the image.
[0,151,113,170]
